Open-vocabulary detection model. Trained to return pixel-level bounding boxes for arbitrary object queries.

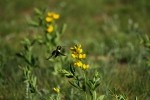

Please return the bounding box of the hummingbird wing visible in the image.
[46,51,56,60]
[59,52,66,56]
[53,51,66,58]
[46,55,53,60]
[58,51,66,56]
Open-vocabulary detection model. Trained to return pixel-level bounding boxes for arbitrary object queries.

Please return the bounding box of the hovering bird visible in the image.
[46,46,66,60]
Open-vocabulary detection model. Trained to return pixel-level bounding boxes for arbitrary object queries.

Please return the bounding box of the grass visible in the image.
[0,0,150,99]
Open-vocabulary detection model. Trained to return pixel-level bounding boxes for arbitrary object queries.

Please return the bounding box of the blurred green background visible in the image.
[0,0,150,99]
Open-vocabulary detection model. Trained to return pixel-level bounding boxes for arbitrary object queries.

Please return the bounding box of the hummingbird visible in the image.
[46,46,66,60]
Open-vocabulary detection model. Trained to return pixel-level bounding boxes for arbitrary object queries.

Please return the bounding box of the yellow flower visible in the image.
[71,53,77,58]
[47,25,54,33]
[79,54,86,59]
[53,13,60,19]
[70,47,74,51]
[47,12,60,19]
[76,44,81,48]
[74,61,83,67]
[53,87,60,93]
[82,54,86,58]
[45,17,53,22]
[76,48,82,53]
[76,45,82,53]
[78,54,83,59]
[48,12,54,17]
[82,64,89,70]
[70,44,83,53]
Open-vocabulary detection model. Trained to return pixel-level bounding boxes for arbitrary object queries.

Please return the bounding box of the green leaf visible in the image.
[46,33,52,41]
[70,64,75,75]
[87,80,93,89]
[97,95,105,100]
[16,52,23,58]
[69,81,79,89]
[116,95,126,100]
[60,69,74,78]
[32,76,37,87]
[34,8,42,15]
[28,20,39,27]
[93,82,100,90]
[60,23,67,34]
[66,75,74,78]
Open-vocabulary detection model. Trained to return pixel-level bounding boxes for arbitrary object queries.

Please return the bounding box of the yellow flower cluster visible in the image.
[70,44,86,59]
[74,60,89,70]
[45,12,60,23]
[53,87,60,93]
[70,44,89,70]
[45,12,60,33]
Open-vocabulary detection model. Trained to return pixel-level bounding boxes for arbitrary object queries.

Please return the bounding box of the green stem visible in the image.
[92,91,96,100]
[85,92,87,100]
[84,71,87,100]
[56,93,60,100]
[26,81,29,99]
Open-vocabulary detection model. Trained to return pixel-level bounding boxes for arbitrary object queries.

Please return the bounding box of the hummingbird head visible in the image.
[57,46,62,50]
